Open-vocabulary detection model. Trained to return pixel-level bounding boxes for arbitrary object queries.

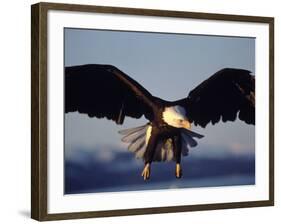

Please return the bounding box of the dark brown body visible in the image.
[144,120,183,164]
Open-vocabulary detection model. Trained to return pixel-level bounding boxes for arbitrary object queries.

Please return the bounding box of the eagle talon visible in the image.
[141,163,151,180]
[175,163,182,178]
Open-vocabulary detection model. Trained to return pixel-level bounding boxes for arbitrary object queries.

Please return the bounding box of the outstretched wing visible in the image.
[178,68,255,127]
[65,64,154,124]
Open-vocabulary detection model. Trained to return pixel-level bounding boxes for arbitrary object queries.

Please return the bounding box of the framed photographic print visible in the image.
[31,2,274,221]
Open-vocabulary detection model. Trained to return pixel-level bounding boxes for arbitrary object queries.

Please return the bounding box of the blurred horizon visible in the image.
[65,144,255,194]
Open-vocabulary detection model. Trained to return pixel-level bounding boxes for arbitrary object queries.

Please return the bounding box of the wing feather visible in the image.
[65,64,154,124]
[178,68,255,127]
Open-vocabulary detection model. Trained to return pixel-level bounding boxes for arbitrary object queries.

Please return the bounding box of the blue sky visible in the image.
[64,28,255,157]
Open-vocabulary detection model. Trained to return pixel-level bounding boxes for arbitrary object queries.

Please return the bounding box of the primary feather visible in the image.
[177,68,255,127]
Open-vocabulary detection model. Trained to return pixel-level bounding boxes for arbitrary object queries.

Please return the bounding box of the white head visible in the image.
[162,105,191,129]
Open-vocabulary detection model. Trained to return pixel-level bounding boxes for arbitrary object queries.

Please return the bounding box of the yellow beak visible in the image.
[182,120,191,129]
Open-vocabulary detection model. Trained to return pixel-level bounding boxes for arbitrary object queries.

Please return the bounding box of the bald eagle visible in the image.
[65,64,255,180]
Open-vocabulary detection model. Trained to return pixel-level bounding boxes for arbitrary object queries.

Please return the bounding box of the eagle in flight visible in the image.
[65,64,255,180]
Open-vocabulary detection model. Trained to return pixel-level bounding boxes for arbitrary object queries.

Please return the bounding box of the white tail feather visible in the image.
[119,124,204,162]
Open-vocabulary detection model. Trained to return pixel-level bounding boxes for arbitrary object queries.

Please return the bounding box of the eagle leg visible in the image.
[141,163,151,180]
[142,129,159,180]
[175,163,182,179]
[173,135,183,178]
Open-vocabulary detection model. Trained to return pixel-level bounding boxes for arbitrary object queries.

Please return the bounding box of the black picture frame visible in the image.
[31,2,274,221]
